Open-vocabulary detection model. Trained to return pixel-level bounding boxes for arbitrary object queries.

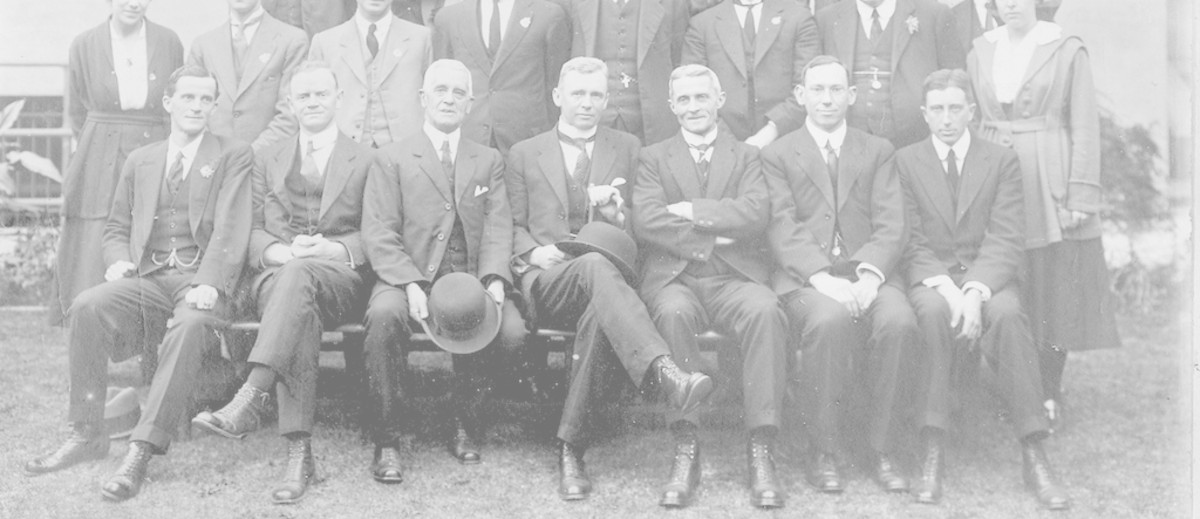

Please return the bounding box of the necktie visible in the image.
[166,151,185,194]
[741,4,756,44]
[740,4,757,121]
[557,130,594,185]
[301,141,322,189]
[232,24,248,83]
[367,23,379,60]
[824,141,838,195]
[870,9,883,42]
[691,142,711,189]
[441,139,455,194]
[945,148,960,205]
[488,0,502,58]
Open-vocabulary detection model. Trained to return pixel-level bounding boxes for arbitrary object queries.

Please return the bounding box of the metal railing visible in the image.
[1,63,72,212]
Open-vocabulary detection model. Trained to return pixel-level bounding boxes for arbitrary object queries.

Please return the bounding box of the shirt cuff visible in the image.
[962,281,992,302]
[855,262,885,284]
[337,241,356,269]
[921,275,954,289]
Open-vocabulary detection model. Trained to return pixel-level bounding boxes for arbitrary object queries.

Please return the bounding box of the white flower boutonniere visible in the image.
[519,16,531,28]
[906,15,919,35]
[148,73,157,82]
[200,165,215,179]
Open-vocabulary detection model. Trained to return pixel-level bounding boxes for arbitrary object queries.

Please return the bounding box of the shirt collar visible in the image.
[423,122,461,154]
[109,18,147,42]
[985,20,1063,44]
[168,131,206,165]
[557,121,598,142]
[301,124,339,153]
[856,0,896,25]
[805,118,847,151]
[681,125,719,148]
[355,11,393,39]
[930,130,971,163]
[231,4,266,28]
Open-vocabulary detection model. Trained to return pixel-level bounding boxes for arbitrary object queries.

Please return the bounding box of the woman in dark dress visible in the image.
[52,0,184,324]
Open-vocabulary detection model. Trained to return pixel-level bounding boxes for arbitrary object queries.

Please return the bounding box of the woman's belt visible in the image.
[981,115,1050,134]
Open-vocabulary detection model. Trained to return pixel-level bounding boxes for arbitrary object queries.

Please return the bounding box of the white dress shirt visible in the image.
[300,123,339,177]
[989,21,1062,104]
[682,126,718,163]
[973,0,992,30]
[165,131,206,181]
[856,0,896,35]
[557,121,597,175]
[424,122,462,163]
[230,4,266,44]
[355,11,393,58]
[924,130,991,300]
[479,0,515,51]
[110,20,148,111]
[734,1,763,34]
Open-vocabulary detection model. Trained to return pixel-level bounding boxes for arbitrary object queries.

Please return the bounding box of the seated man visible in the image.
[633,64,789,510]
[359,59,528,482]
[25,66,252,502]
[895,68,1069,510]
[506,56,714,502]
[190,60,374,504]
[763,55,918,495]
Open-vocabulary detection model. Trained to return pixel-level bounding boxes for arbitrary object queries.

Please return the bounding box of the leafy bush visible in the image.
[0,224,57,306]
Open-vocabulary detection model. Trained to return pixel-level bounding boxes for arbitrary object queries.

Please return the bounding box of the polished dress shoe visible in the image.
[659,438,700,508]
[25,423,109,476]
[558,442,591,501]
[372,444,404,484]
[874,452,909,493]
[191,384,270,439]
[272,438,316,505]
[913,434,944,505]
[805,451,844,494]
[653,357,714,418]
[1022,439,1070,511]
[449,420,482,464]
[747,436,784,508]
[101,441,153,502]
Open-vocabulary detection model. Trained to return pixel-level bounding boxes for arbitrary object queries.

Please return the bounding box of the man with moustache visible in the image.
[25,66,253,503]
[190,61,374,504]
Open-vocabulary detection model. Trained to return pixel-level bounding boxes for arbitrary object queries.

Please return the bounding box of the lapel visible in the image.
[134,141,168,256]
[416,135,454,202]
[835,130,866,212]
[95,23,118,102]
[830,2,856,66]
[587,128,618,185]
[667,135,703,199]
[209,24,241,101]
[754,0,785,68]
[536,132,570,210]
[373,17,412,87]
[956,136,989,224]
[889,0,916,73]
[270,136,299,203]
[714,2,748,78]
[453,140,477,205]
[1016,37,1068,95]
[236,16,281,99]
[637,0,666,68]
[704,133,736,198]
[492,0,534,73]
[187,134,221,236]
[796,128,835,209]
[578,0,600,55]
[319,134,357,220]
[460,3,492,74]
[914,139,956,229]
[338,22,369,86]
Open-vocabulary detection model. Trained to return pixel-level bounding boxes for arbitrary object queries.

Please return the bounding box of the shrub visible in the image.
[0,224,57,306]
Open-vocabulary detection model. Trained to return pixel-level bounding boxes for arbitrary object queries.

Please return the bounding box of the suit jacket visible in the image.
[817,0,964,147]
[505,126,640,288]
[433,0,571,153]
[951,0,993,56]
[102,133,253,296]
[632,131,771,298]
[570,0,692,145]
[249,132,373,279]
[682,0,818,141]
[366,134,512,288]
[309,16,433,146]
[188,13,309,153]
[263,0,356,37]
[764,126,903,294]
[895,135,1024,293]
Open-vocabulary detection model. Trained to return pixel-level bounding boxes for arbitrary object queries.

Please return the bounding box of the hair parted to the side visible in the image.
[799,55,851,85]
[922,68,975,105]
[164,65,219,98]
[558,56,608,86]
[668,64,721,98]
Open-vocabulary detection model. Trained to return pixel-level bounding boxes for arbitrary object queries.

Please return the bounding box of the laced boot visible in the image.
[25,422,109,475]
[191,384,270,439]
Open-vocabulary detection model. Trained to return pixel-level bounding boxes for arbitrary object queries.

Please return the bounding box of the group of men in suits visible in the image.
[24,0,1073,513]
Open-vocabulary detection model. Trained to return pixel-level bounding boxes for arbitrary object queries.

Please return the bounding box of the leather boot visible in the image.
[272,437,316,505]
[192,384,270,439]
[874,451,909,493]
[659,436,700,508]
[25,422,109,476]
[100,441,153,502]
[558,441,591,501]
[372,443,404,484]
[913,429,944,505]
[1022,437,1070,511]
[652,356,714,418]
[805,451,845,493]
[747,430,784,509]
[449,417,482,464]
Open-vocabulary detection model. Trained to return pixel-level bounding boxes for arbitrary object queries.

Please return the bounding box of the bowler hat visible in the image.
[556,221,639,285]
[104,386,141,440]
[419,273,503,354]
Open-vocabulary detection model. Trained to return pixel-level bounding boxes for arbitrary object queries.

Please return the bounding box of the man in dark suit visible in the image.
[951,0,1000,55]
[764,55,918,495]
[189,61,374,504]
[896,69,1068,510]
[433,0,571,154]
[24,66,253,503]
[682,0,819,147]
[634,64,789,510]
[506,56,714,501]
[359,59,527,482]
[309,0,432,147]
[264,0,357,37]
[189,0,310,153]
[815,0,964,147]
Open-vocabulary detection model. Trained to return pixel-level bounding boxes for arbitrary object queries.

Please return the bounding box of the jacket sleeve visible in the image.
[478,149,515,286]
[67,35,89,138]
[764,12,818,134]
[763,144,831,282]
[363,151,425,287]
[325,157,370,270]
[899,156,948,285]
[1062,43,1102,214]
[963,150,1025,292]
[543,5,573,123]
[102,153,138,267]
[247,151,284,268]
[196,145,255,296]
[505,145,541,259]
[849,141,906,278]
[691,148,770,239]
[252,30,308,153]
[633,148,716,260]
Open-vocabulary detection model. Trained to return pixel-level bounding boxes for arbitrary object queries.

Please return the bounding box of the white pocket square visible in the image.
[475,185,489,197]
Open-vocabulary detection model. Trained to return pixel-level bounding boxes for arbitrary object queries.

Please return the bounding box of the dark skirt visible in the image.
[1021,238,1122,352]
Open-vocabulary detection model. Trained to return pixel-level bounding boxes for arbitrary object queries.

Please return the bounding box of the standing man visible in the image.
[188,0,310,153]
[506,57,714,502]
[763,55,918,495]
[264,0,356,38]
[682,0,819,147]
[310,0,433,147]
[25,66,253,503]
[951,0,1000,55]
[359,59,527,482]
[896,69,1068,510]
[815,0,964,147]
[634,64,789,510]
[190,61,374,505]
[432,0,571,154]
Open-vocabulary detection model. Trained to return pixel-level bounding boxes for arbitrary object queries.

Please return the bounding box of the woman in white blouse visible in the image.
[53,0,183,324]
[966,0,1120,431]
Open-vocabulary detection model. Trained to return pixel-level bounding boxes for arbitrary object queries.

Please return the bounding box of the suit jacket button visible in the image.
[824,214,831,220]
[445,203,452,210]
[437,233,445,240]
[428,265,436,272]
[233,111,242,118]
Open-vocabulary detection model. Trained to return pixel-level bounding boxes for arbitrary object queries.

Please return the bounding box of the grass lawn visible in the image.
[0,306,1188,518]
